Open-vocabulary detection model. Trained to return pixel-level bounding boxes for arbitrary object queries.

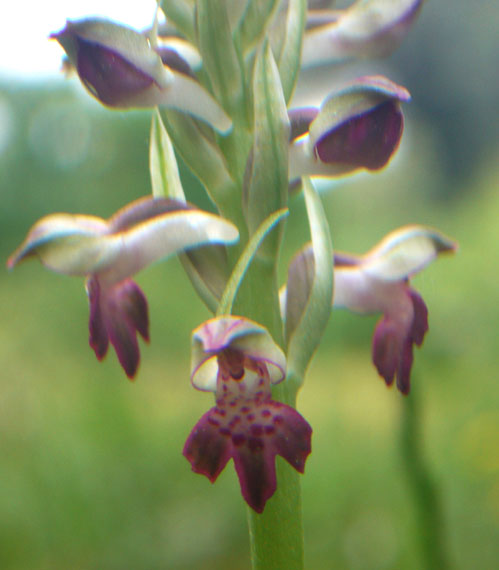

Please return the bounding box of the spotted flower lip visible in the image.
[190,316,287,392]
[333,225,457,393]
[289,76,410,179]
[302,0,424,67]
[8,198,239,378]
[50,18,231,132]
[184,316,311,513]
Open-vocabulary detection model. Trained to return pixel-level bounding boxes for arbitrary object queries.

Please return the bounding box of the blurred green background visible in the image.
[1,3,498,569]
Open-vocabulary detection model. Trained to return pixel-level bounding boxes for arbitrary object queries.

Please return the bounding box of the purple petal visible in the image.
[184,397,312,513]
[87,276,149,379]
[396,337,414,395]
[396,289,428,394]
[266,401,312,473]
[183,408,232,482]
[315,99,404,170]
[87,276,109,360]
[155,47,194,77]
[232,440,278,514]
[234,401,312,512]
[371,288,429,394]
[409,289,428,347]
[75,38,155,107]
[372,316,401,387]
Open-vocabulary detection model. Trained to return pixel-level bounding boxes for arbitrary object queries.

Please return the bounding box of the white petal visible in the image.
[102,210,239,284]
[302,0,423,66]
[155,70,232,133]
[363,225,457,281]
[7,214,116,275]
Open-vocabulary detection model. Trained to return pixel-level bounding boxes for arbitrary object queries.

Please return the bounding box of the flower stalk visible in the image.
[400,382,450,569]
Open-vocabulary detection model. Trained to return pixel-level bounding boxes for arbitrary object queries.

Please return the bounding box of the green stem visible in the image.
[234,256,304,569]
[246,384,304,570]
[400,383,449,569]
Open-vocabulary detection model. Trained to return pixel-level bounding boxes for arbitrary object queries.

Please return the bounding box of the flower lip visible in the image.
[191,316,286,391]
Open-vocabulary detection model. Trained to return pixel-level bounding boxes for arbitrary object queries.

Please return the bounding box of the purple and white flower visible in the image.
[184,316,312,513]
[8,198,239,378]
[333,225,457,393]
[51,18,231,132]
[289,76,410,179]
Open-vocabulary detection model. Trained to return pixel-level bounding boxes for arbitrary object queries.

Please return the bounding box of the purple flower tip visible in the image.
[315,100,404,170]
[372,288,428,394]
[87,276,149,379]
[74,38,155,107]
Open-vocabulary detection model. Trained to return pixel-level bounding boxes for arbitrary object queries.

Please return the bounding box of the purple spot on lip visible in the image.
[232,433,246,446]
[250,425,264,437]
[184,400,312,513]
[248,437,264,453]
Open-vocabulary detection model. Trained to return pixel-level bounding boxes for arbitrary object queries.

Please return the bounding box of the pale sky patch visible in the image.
[0,1,158,79]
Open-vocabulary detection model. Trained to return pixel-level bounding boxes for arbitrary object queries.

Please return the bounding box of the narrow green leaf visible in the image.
[162,109,233,202]
[161,0,195,43]
[239,0,279,53]
[243,43,289,260]
[277,0,306,103]
[217,208,288,316]
[182,246,231,313]
[149,108,185,200]
[285,178,333,386]
[196,0,242,113]
[150,109,233,314]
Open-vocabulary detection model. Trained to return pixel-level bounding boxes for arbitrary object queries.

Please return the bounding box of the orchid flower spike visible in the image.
[8,198,239,379]
[302,0,424,67]
[289,76,410,179]
[50,18,231,132]
[333,225,457,394]
[184,316,312,513]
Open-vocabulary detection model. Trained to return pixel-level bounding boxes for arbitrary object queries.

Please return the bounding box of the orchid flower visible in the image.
[302,0,424,67]
[289,76,410,179]
[335,226,457,393]
[183,316,312,513]
[282,226,457,394]
[51,18,231,132]
[8,198,239,378]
